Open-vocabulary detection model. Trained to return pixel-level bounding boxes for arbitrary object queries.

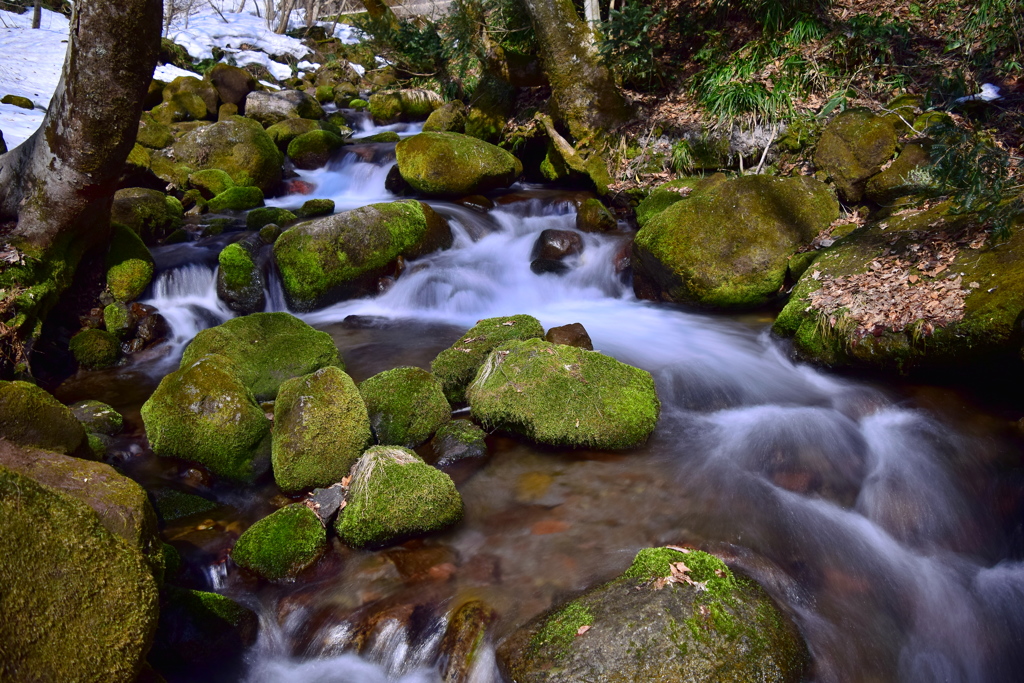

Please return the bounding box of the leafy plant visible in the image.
[598,3,666,89]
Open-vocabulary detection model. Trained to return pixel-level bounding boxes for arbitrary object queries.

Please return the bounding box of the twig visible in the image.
[754,124,778,175]
[207,0,229,23]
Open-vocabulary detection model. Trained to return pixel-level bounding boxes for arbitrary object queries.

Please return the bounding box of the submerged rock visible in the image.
[633,175,838,308]
[232,503,327,579]
[431,419,488,467]
[440,600,497,683]
[466,338,659,450]
[497,547,808,682]
[273,200,452,310]
[335,445,463,548]
[814,108,897,202]
[359,366,451,448]
[431,314,545,404]
[272,366,371,492]
[396,132,523,198]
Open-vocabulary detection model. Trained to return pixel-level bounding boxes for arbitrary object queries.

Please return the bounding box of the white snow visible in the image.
[167,10,311,62]
[954,83,1002,104]
[154,64,201,82]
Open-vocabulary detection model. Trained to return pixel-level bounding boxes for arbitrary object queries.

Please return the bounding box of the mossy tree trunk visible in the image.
[0,0,162,374]
[521,0,629,143]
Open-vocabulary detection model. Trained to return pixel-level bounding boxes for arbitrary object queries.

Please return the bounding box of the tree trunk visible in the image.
[0,0,162,370]
[583,0,599,29]
[521,0,629,143]
[32,0,41,29]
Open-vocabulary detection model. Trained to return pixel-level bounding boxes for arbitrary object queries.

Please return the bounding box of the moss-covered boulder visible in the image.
[2,93,33,109]
[137,111,173,149]
[335,446,463,548]
[575,198,615,233]
[297,198,335,218]
[272,366,371,492]
[465,76,515,143]
[163,76,218,118]
[395,132,523,198]
[205,63,256,111]
[864,141,933,204]
[423,100,467,133]
[288,129,345,170]
[188,168,235,199]
[151,489,218,522]
[467,338,659,450]
[244,89,324,126]
[431,314,545,404]
[0,381,86,456]
[70,328,121,370]
[151,587,257,672]
[265,117,326,151]
[359,366,451,448]
[158,117,284,193]
[141,354,270,482]
[368,88,443,124]
[773,203,1024,373]
[217,238,265,314]
[361,130,401,143]
[635,175,724,229]
[273,200,453,310]
[111,188,184,244]
[71,400,123,436]
[633,175,838,308]
[247,206,297,231]
[232,503,326,579]
[814,108,897,202]
[106,223,155,302]
[207,185,264,212]
[431,418,488,467]
[179,312,342,400]
[0,443,161,682]
[103,302,136,339]
[497,547,808,682]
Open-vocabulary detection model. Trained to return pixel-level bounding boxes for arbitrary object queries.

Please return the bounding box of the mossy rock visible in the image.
[2,94,34,109]
[864,141,933,204]
[369,90,442,124]
[70,328,121,370]
[232,503,326,579]
[152,586,257,672]
[0,381,86,456]
[207,186,264,212]
[205,63,256,110]
[151,489,218,522]
[217,240,265,314]
[71,400,124,436]
[422,100,467,133]
[287,129,345,170]
[334,446,463,548]
[0,457,159,682]
[273,200,453,310]
[465,76,514,143]
[297,198,335,218]
[348,98,369,110]
[163,76,218,119]
[106,223,155,302]
[814,108,897,202]
[111,188,184,244]
[635,175,724,229]
[315,85,335,103]
[158,117,284,193]
[244,90,324,126]
[140,354,270,482]
[137,112,173,149]
[180,312,343,401]
[498,547,808,682]
[188,168,235,199]
[575,198,615,233]
[396,132,522,197]
[431,418,487,467]
[361,130,401,143]
[430,314,545,404]
[272,366,371,492]
[265,117,326,151]
[103,302,135,339]
[359,366,451,448]
[773,204,1024,373]
[466,338,659,450]
[633,175,838,308]
[246,206,296,231]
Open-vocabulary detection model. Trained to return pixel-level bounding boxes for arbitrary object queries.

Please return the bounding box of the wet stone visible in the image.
[307,483,346,524]
[544,323,593,350]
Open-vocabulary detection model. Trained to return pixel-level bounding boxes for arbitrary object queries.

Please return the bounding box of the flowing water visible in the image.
[82,137,1024,682]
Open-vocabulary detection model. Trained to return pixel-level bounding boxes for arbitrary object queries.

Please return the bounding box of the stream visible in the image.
[60,131,1024,683]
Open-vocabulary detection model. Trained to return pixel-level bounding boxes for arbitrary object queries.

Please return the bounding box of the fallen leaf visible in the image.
[576,625,591,636]
[502,320,516,326]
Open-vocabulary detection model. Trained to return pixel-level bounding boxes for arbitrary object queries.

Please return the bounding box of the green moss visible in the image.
[287,129,345,170]
[529,600,593,656]
[349,98,368,109]
[164,118,284,193]
[232,503,326,579]
[86,433,109,459]
[71,400,124,436]
[335,446,463,548]
[111,188,184,244]
[246,207,296,231]
[368,91,403,123]
[813,108,897,202]
[207,186,264,212]
[126,143,152,173]
[189,169,235,199]
[635,177,708,229]
[0,381,86,455]
[466,338,660,450]
[162,543,182,579]
[180,312,342,401]
[576,197,616,233]
[359,366,451,448]
[430,314,545,404]
[259,224,282,243]
[272,366,371,492]
[140,354,270,482]
[103,302,134,339]
[296,198,335,218]
[361,131,401,143]
[218,243,257,291]
[315,85,335,103]
[395,132,523,197]
[2,94,34,109]
[106,223,154,302]
[265,118,325,151]
[70,329,121,370]
[151,489,218,522]
[137,111,173,150]
[431,418,487,466]
[423,100,467,134]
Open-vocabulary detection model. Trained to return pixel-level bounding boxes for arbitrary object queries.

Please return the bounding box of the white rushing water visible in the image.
[144,144,1024,683]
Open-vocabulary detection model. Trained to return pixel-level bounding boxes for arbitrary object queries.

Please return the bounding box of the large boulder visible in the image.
[773,203,1024,373]
[70,328,121,370]
[272,366,371,492]
[368,88,443,124]
[273,200,453,310]
[632,175,838,308]
[0,381,86,456]
[156,117,283,193]
[395,132,523,198]
[265,117,329,151]
[106,223,155,302]
[497,547,808,682]
[111,188,184,244]
[244,89,324,126]
[467,338,659,450]
[179,312,342,400]
[864,140,933,204]
[634,175,725,229]
[162,76,219,119]
[335,445,463,548]
[430,314,545,404]
[141,354,270,482]
[287,129,345,170]
[205,63,256,112]
[814,108,897,202]
[422,100,467,133]
[231,503,327,579]
[359,366,451,448]
[0,442,161,682]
